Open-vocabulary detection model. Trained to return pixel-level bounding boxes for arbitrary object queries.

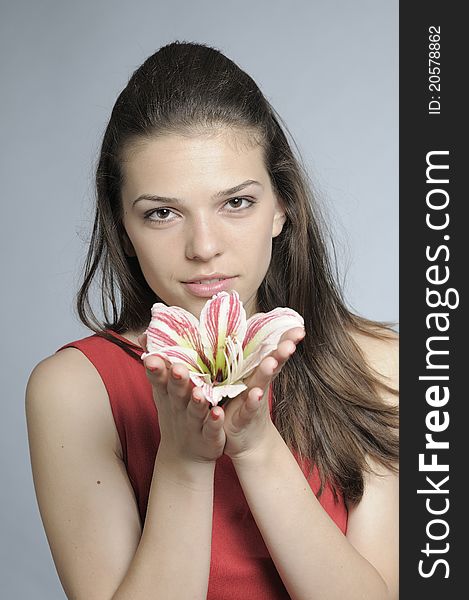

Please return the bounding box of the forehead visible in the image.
[120,130,268,202]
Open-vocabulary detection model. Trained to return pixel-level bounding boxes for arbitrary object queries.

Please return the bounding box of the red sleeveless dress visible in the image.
[57,331,348,599]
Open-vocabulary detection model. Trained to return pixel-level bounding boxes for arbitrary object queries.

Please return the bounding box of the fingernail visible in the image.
[172,370,182,380]
[211,409,220,420]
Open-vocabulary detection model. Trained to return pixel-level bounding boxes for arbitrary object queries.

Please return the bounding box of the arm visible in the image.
[224,329,399,599]
[114,452,215,600]
[231,426,397,600]
[26,348,221,600]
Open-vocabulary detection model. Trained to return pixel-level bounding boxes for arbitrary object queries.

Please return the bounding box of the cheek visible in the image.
[238,211,275,259]
[238,207,275,238]
[250,227,273,272]
[129,227,176,261]
[126,233,173,282]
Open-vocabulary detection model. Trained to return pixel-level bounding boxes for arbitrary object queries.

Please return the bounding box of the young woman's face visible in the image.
[121,130,286,319]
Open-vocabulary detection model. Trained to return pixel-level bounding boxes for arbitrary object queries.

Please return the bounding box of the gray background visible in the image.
[1,1,397,597]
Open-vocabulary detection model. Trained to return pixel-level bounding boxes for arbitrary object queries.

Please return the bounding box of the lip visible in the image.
[184,273,232,283]
[182,275,238,298]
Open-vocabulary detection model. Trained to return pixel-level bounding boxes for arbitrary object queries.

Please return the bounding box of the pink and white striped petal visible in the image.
[189,372,215,388]
[144,303,213,371]
[145,303,203,353]
[195,381,248,406]
[199,291,247,375]
[239,307,304,379]
[143,346,206,374]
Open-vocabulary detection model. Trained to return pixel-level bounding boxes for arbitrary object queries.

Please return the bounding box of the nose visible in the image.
[184,215,223,261]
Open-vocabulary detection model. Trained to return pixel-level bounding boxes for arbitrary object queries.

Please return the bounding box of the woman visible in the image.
[26,41,398,599]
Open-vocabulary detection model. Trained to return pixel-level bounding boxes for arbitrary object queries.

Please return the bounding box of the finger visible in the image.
[247,355,279,392]
[250,329,302,386]
[143,355,169,390]
[279,326,306,345]
[269,339,297,375]
[187,386,210,421]
[167,363,193,409]
[202,405,225,442]
[232,387,264,429]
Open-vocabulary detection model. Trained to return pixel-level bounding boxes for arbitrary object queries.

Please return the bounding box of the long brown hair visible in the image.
[76,40,398,505]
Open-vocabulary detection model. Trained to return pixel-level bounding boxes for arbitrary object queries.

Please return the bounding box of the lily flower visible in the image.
[141,291,304,406]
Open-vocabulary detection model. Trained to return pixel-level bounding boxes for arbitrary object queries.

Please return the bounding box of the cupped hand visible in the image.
[138,334,226,464]
[221,326,305,461]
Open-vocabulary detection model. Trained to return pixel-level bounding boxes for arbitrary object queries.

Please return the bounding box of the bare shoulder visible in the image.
[350,326,399,401]
[25,349,142,599]
[26,347,123,460]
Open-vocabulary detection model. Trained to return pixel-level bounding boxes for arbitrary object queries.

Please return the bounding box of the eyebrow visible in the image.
[131,179,263,207]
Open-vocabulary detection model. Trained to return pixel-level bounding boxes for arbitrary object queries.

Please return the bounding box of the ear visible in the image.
[121,228,137,257]
[272,199,287,238]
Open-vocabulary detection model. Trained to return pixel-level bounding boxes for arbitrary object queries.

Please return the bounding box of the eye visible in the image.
[224,197,255,211]
[144,208,177,223]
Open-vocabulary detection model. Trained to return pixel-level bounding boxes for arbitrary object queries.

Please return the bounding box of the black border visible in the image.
[400,2,465,596]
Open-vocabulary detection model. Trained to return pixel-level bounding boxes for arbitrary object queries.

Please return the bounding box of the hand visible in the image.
[138,334,226,464]
[221,327,305,461]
